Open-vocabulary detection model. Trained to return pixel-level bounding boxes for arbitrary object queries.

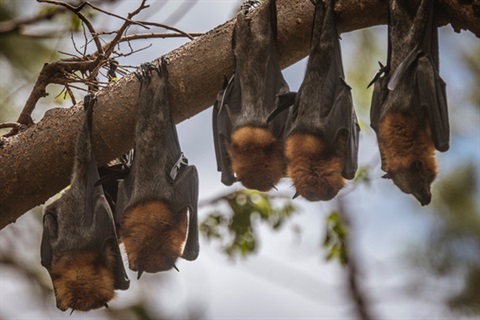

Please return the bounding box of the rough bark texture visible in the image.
[0,0,478,229]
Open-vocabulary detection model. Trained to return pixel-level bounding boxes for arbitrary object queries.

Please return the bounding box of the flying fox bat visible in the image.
[115,61,199,278]
[268,0,359,201]
[369,0,449,205]
[212,0,290,191]
[40,94,129,312]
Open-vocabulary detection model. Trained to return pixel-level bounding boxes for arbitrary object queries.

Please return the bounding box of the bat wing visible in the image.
[369,71,389,133]
[40,205,57,272]
[93,194,130,290]
[212,75,239,186]
[324,78,359,180]
[267,92,297,127]
[84,94,129,290]
[114,155,135,225]
[319,0,359,180]
[172,164,199,261]
[415,55,449,152]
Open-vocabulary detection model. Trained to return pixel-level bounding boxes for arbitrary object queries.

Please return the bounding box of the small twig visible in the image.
[88,0,148,84]
[113,43,153,58]
[0,7,64,35]
[85,1,149,29]
[0,122,24,137]
[136,20,196,40]
[120,32,204,42]
[38,0,103,54]
[0,122,22,131]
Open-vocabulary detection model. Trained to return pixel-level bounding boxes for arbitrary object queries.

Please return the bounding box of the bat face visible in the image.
[49,246,116,311]
[212,0,290,191]
[386,163,435,206]
[378,111,437,205]
[268,0,359,201]
[115,62,199,277]
[41,94,129,312]
[369,0,448,205]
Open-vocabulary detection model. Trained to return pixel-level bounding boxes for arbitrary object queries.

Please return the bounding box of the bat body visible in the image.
[40,94,129,312]
[212,0,290,191]
[115,61,199,277]
[269,0,359,201]
[369,0,449,205]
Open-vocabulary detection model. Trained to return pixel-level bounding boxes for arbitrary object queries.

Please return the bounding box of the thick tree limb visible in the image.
[0,0,478,230]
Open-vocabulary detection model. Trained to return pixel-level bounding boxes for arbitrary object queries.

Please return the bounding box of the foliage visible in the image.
[323,211,349,266]
[200,189,297,258]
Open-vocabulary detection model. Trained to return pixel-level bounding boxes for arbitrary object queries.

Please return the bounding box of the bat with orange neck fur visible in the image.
[268,0,359,201]
[114,61,199,278]
[212,0,290,191]
[40,94,129,312]
[369,0,449,205]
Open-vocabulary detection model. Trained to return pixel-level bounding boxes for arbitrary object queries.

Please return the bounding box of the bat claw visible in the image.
[104,303,109,309]
[173,264,180,272]
[292,191,299,199]
[137,269,144,280]
[70,309,75,316]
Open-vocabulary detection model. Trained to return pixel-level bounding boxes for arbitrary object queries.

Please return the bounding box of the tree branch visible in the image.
[0,0,478,229]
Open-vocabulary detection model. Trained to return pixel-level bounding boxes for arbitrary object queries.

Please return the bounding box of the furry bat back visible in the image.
[269,0,359,201]
[40,94,129,312]
[369,0,449,205]
[115,61,199,278]
[212,0,290,191]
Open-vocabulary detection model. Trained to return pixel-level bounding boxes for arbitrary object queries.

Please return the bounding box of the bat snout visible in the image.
[413,189,432,206]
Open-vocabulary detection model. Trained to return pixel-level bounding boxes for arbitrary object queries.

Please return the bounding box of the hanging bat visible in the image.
[369,0,449,205]
[40,94,129,312]
[115,61,199,278]
[268,0,359,201]
[212,0,290,191]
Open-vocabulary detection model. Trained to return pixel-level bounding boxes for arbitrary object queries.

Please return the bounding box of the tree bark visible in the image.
[0,0,478,229]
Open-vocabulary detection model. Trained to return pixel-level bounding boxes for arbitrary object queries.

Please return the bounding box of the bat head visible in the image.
[285,133,345,201]
[121,200,188,274]
[228,126,284,191]
[49,247,116,312]
[384,160,437,206]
